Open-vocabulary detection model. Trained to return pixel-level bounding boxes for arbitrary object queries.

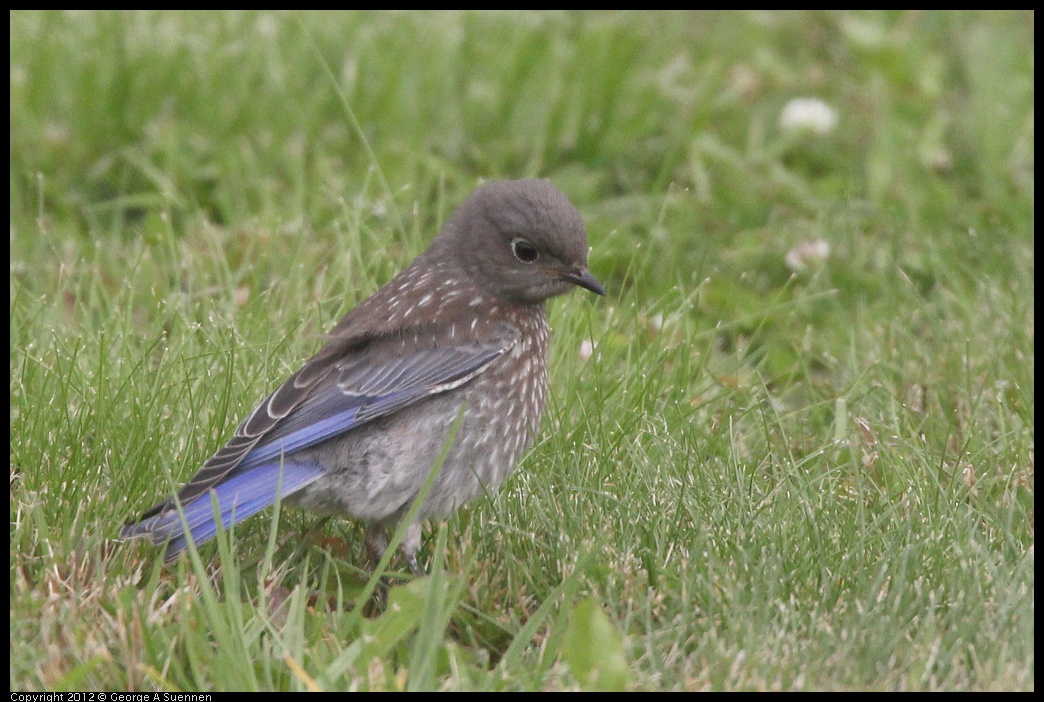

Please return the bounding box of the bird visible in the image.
[120,178,605,574]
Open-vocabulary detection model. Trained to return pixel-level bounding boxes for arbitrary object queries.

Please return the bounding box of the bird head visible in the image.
[436,178,605,304]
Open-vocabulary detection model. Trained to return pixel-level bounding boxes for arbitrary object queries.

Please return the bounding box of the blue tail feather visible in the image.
[143,461,327,560]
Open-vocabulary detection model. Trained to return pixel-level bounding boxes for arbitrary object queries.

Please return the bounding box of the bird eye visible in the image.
[511,238,539,264]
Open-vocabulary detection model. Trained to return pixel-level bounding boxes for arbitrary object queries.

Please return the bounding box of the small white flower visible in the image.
[780,97,838,136]
[257,14,278,38]
[785,239,831,272]
[578,339,596,362]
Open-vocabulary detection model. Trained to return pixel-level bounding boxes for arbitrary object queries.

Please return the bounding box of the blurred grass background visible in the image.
[9,10,1033,691]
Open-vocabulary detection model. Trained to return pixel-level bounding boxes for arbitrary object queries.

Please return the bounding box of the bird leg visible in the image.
[400,521,424,576]
[364,523,389,568]
[364,521,425,576]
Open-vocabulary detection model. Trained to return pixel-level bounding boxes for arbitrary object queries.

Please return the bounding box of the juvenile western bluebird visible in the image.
[120,178,604,573]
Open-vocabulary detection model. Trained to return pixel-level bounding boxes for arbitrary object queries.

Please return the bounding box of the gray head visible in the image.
[432,179,605,304]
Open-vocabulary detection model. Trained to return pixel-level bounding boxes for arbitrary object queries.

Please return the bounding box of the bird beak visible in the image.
[562,267,606,296]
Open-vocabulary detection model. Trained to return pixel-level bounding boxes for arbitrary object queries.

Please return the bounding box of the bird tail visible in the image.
[120,460,327,561]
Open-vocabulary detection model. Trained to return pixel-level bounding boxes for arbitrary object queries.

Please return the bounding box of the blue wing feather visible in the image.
[237,406,365,469]
[236,344,505,469]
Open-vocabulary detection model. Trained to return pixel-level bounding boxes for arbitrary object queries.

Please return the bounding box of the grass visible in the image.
[10,10,1033,691]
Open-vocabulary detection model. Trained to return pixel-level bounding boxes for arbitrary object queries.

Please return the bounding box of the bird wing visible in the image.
[121,324,520,554]
[234,340,514,469]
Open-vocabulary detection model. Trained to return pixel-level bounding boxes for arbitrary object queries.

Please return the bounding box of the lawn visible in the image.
[9,10,1034,691]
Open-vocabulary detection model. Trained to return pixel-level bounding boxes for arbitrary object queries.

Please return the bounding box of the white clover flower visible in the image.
[780,97,838,136]
[785,239,831,272]
[578,339,596,362]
